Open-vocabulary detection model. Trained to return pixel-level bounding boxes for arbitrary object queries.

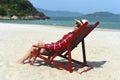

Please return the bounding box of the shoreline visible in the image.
[1,22,120,32]
[0,22,120,80]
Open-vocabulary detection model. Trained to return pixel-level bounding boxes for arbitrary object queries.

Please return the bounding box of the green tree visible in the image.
[0,0,49,19]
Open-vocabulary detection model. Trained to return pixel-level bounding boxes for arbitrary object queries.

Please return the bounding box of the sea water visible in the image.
[0,17,120,30]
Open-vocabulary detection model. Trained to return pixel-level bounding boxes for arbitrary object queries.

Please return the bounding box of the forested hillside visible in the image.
[0,0,49,19]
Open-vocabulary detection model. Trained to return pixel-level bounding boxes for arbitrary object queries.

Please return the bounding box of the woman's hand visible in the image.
[38,42,44,48]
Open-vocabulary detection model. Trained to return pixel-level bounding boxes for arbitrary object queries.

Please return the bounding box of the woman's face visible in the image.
[74,26,79,31]
[74,23,81,31]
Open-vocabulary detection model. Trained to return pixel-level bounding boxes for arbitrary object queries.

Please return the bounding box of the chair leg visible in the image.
[81,39,87,65]
[29,55,38,65]
[67,44,73,73]
[30,50,40,65]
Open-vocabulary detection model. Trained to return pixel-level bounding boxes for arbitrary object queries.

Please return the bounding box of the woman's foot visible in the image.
[17,60,24,64]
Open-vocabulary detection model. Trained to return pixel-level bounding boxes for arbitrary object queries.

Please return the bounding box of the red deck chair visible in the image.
[30,21,100,73]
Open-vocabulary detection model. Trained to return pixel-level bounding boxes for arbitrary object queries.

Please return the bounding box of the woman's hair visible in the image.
[76,23,81,28]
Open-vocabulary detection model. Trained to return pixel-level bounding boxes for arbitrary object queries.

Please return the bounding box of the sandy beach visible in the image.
[0,22,120,80]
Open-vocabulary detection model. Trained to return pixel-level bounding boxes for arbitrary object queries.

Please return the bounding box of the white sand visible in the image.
[0,22,120,80]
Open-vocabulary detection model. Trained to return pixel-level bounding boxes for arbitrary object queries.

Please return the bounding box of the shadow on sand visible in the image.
[25,59,107,71]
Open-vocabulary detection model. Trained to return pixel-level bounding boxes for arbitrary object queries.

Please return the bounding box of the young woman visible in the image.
[17,19,88,64]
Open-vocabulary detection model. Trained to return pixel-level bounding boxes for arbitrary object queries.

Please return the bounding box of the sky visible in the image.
[29,0,120,14]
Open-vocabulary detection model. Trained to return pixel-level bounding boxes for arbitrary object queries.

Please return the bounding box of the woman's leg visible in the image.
[17,46,37,64]
[17,42,46,64]
[17,48,48,64]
